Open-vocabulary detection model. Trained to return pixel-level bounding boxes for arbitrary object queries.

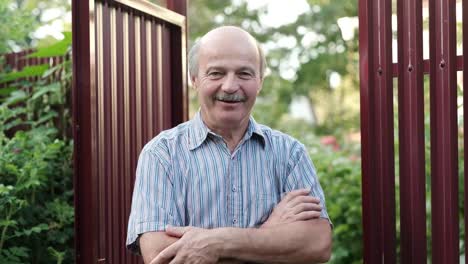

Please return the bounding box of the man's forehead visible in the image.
[199,27,258,52]
[199,30,259,61]
[201,26,256,43]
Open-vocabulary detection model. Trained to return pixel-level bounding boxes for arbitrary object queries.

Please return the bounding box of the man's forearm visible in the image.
[142,219,331,264]
[140,232,179,263]
[214,219,332,264]
[140,231,244,264]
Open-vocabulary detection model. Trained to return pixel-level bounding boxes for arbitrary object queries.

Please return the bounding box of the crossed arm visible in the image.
[139,189,332,264]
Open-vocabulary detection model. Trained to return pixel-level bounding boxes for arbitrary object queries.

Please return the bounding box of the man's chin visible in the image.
[216,114,249,127]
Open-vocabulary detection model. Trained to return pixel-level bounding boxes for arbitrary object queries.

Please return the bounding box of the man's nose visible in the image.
[221,73,240,93]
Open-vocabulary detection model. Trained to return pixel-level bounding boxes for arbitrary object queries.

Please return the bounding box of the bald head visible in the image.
[188,26,267,80]
[202,26,257,47]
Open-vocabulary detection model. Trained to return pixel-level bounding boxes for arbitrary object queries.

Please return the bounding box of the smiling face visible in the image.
[192,27,263,132]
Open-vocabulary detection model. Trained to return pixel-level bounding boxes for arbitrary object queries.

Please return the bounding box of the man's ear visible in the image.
[257,78,264,95]
[191,75,198,90]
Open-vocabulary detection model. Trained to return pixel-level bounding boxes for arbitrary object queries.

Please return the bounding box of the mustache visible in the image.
[214,93,246,102]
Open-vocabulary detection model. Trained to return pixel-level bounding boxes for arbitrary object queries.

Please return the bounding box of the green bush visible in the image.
[307,137,362,263]
[0,34,73,264]
[0,127,73,264]
[275,118,363,263]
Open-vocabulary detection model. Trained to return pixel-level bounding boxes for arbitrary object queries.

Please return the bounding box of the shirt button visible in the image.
[232,187,237,192]
[232,219,238,224]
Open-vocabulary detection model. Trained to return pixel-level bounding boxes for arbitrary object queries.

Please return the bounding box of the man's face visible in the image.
[192,31,263,130]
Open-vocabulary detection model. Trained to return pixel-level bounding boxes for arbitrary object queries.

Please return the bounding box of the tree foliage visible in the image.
[0,0,70,53]
[188,0,359,131]
[0,1,36,53]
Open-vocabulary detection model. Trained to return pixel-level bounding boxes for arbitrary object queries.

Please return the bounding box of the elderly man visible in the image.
[126,26,332,264]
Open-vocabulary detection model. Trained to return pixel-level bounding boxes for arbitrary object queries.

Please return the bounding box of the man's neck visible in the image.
[214,126,247,153]
[201,114,250,153]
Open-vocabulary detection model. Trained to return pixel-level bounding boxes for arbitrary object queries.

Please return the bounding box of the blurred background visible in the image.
[0,0,363,263]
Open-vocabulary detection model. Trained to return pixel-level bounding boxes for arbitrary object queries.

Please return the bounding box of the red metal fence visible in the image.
[1,49,66,72]
[72,0,187,263]
[1,49,66,88]
[359,0,462,263]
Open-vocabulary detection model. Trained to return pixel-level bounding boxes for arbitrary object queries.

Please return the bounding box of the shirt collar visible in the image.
[188,111,265,150]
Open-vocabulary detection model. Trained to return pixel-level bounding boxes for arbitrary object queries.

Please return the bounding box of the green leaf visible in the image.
[2,118,27,131]
[2,250,20,262]
[0,87,17,97]
[41,63,63,79]
[48,247,65,264]
[33,111,58,126]
[0,219,17,228]
[0,184,14,194]
[3,90,27,106]
[31,83,60,101]
[30,223,49,233]
[16,223,48,236]
[0,64,50,83]
[27,32,72,58]
[8,247,29,258]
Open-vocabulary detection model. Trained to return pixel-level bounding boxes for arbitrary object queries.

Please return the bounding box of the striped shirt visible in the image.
[126,111,330,253]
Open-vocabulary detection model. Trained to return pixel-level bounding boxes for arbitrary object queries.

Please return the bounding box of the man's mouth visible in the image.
[218,99,242,103]
[214,94,246,103]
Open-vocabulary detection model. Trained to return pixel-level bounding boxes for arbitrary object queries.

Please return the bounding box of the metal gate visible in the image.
[359,0,463,263]
[71,0,188,263]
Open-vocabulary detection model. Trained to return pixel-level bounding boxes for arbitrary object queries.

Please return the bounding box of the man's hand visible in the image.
[262,188,322,228]
[150,226,223,264]
[148,188,324,264]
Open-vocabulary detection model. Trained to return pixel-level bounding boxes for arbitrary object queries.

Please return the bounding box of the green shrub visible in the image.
[0,127,73,263]
[275,118,363,263]
[0,33,73,264]
[307,138,362,263]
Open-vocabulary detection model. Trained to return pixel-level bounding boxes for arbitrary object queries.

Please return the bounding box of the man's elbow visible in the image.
[304,227,332,263]
[315,235,332,263]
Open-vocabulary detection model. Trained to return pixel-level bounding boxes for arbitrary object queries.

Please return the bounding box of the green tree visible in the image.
[188,0,359,131]
[0,1,36,53]
[0,0,71,53]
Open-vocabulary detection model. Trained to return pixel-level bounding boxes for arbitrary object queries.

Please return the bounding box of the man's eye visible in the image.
[238,72,253,79]
[208,72,223,77]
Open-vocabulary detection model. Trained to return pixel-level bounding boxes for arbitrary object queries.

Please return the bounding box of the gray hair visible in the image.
[188,37,267,80]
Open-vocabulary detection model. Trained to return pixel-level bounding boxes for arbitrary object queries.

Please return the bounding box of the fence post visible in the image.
[397,0,427,262]
[429,0,459,263]
[464,0,468,261]
[359,0,396,262]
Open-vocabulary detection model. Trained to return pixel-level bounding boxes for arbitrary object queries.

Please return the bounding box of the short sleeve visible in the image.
[284,143,331,222]
[126,148,183,255]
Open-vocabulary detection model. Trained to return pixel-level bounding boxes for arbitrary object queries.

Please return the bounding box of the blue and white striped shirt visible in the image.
[126,112,329,253]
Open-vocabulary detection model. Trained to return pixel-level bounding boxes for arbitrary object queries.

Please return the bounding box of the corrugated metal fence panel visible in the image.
[359,0,396,263]
[72,0,187,263]
[360,0,463,263]
[396,0,427,263]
